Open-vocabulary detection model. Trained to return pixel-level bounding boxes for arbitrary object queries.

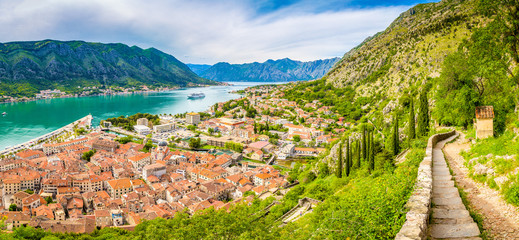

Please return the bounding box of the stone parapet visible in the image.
[395,130,456,240]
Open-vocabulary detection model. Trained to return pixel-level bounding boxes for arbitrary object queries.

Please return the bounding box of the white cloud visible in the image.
[0,0,410,64]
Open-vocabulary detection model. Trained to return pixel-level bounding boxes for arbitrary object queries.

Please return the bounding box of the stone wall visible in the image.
[395,130,456,240]
[476,118,493,139]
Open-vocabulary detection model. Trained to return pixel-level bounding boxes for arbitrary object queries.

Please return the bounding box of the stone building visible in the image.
[475,106,494,139]
[92,138,118,152]
[186,112,200,125]
[136,118,149,126]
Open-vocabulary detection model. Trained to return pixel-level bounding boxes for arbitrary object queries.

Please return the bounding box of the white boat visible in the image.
[2,112,6,116]
[187,92,205,99]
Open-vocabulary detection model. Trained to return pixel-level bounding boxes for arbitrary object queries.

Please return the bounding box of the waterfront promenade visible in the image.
[0,115,93,157]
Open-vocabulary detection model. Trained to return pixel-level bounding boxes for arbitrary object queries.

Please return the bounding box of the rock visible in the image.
[469,157,479,165]
[473,163,489,176]
[486,168,495,176]
[383,100,397,115]
[494,176,509,188]
[486,153,494,159]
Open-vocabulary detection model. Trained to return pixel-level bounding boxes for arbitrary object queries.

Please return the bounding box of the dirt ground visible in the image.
[443,133,519,239]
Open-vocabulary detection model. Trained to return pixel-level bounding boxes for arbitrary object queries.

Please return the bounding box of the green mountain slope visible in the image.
[193,57,340,82]
[0,40,215,95]
[326,0,479,97]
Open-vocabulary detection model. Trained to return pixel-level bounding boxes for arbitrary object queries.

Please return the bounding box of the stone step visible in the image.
[433,171,451,176]
[432,208,471,219]
[433,166,450,171]
[433,197,463,206]
[433,186,460,198]
[433,192,460,199]
[434,186,459,194]
[434,175,452,181]
[431,217,476,225]
[433,203,468,210]
[433,164,448,168]
[430,223,480,238]
[433,180,455,187]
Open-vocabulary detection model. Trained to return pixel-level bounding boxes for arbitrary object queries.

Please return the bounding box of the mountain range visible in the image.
[188,57,340,82]
[0,40,215,94]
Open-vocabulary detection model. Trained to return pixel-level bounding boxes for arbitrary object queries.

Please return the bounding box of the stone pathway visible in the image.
[444,132,519,239]
[428,134,481,239]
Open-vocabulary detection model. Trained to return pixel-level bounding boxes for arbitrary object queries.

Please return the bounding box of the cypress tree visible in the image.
[367,131,372,172]
[370,131,375,171]
[417,89,429,137]
[356,140,361,169]
[392,113,400,156]
[345,139,351,176]
[336,143,343,178]
[362,126,367,160]
[408,98,415,143]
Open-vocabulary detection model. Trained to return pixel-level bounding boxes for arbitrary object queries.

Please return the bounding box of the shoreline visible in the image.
[0,115,93,157]
[0,83,226,105]
[0,88,179,105]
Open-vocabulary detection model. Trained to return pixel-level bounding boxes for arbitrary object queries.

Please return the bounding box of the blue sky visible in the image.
[0,0,437,64]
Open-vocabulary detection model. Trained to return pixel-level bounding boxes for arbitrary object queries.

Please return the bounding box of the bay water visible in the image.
[0,82,271,150]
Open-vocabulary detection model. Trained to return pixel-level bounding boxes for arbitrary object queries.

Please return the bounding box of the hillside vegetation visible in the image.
[327,0,479,97]
[0,40,215,97]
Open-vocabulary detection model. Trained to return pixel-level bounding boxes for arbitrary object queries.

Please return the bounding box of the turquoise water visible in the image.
[0,82,266,150]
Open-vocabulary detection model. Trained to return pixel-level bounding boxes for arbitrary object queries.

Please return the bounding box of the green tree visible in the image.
[344,139,351,177]
[9,204,17,211]
[143,140,154,152]
[81,150,96,161]
[408,98,415,144]
[392,114,400,156]
[45,196,53,204]
[417,89,429,137]
[293,135,301,142]
[336,143,343,178]
[478,0,519,66]
[246,107,257,118]
[362,126,367,161]
[208,127,214,135]
[116,136,133,144]
[24,189,34,194]
[370,131,375,171]
[189,138,201,149]
[187,125,196,131]
[356,140,361,169]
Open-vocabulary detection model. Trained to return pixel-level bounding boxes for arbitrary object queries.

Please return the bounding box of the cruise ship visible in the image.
[187,92,205,99]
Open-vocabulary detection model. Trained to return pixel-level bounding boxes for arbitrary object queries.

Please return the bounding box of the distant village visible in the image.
[0,84,348,233]
[0,85,175,103]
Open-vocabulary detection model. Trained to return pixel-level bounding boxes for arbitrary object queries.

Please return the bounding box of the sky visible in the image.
[0,0,437,64]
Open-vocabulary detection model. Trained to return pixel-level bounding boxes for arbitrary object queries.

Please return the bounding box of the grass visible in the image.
[462,128,519,203]
[463,130,519,159]
[200,145,226,150]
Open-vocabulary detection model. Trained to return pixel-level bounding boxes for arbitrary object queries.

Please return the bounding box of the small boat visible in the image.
[187,92,205,99]
[2,112,6,116]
